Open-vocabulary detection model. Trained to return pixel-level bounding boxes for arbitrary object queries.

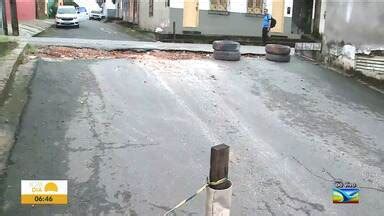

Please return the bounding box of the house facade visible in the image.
[168,0,295,37]
[120,0,321,38]
[4,0,36,21]
[1,0,35,34]
[118,0,138,24]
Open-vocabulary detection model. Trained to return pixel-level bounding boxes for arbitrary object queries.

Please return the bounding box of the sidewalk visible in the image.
[0,19,53,176]
[6,19,54,38]
[0,42,26,102]
[1,19,53,102]
[24,37,273,55]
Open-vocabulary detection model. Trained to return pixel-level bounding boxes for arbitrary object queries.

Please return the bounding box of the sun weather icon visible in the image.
[44,182,58,192]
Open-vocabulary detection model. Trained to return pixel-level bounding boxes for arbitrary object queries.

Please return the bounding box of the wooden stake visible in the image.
[209,144,231,190]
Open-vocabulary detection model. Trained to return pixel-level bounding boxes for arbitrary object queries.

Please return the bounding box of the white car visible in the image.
[77,7,89,21]
[55,6,80,28]
[89,10,104,21]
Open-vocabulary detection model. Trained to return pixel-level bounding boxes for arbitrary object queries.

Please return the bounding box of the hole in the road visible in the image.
[33,46,214,60]
[30,46,261,61]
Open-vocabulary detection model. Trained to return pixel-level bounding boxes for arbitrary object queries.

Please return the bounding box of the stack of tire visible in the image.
[213,40,241,61]
[265,44,291,63]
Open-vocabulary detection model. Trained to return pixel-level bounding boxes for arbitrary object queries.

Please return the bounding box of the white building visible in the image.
[74,0,101,12]
[120,0,321,39]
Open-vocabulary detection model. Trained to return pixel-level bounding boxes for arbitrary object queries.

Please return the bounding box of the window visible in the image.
[149,0,154,16]
[247,0,263,14]
[210,0,228,11]
[57,7,77,14]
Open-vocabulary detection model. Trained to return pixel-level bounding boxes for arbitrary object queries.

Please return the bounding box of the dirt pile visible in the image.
[36,46,210,60]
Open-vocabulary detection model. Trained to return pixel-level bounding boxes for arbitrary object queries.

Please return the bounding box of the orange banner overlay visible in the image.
[21,180,68,205]
[21,195,68,204]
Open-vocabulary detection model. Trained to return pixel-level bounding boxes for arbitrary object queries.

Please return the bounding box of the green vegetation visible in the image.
[48,0,58,18]
[25,44,38,55]
[0,36,8,43]
[0,42,17,57]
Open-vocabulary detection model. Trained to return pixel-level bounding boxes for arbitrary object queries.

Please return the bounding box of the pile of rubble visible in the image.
[35,46,210,60]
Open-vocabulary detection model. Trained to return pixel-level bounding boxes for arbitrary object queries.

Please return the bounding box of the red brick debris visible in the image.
[36,46,211,60]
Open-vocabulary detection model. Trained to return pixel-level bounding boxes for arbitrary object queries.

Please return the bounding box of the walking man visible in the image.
[262,8,271,45]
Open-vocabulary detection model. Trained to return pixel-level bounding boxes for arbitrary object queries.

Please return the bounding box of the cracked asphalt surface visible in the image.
[0,55,383,215]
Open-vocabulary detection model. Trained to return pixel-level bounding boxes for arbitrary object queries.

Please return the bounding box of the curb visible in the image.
[0,60,36,176]
[29,21,55,38]
[0,42,28,105]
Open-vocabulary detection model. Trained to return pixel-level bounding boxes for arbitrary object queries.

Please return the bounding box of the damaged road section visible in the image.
[34,46,213,60]
[34,46,259,62]
[0,51,383,215]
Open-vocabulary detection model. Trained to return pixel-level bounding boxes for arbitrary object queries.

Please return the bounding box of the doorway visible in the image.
[183,0,199,27]
[271,0,285,33]
[128,0,139,24]
[291,0,313,34]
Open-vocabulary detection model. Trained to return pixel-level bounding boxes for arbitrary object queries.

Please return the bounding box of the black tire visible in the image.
[265,53,290,62]
[213,40,240,51]
[213,50,241,61]
[265,44,291,55]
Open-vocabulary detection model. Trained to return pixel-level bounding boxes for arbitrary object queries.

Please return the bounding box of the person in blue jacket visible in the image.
[262,8,272,45]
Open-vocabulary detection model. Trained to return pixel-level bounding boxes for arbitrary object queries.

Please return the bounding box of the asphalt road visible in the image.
[0,56,383,215]
[36,20,155,41]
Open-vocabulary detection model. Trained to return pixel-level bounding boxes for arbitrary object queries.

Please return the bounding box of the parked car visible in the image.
[89,10,104,21]
[77,7,89,21]
[56,6,80,28]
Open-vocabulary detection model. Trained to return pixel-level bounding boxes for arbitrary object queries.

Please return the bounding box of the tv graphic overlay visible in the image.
[21,180,68,205]
[333,180,359,204]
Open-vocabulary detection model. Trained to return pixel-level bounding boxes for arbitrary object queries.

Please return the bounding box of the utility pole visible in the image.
[9,0,18,36]
[313,0,322,38]
[1,0,8,35]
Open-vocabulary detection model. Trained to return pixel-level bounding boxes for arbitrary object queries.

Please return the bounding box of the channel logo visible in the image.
[21,180,68,205]
[332,181,359,204]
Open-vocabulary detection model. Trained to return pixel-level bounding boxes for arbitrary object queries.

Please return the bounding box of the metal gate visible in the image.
[355,55,384,79]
